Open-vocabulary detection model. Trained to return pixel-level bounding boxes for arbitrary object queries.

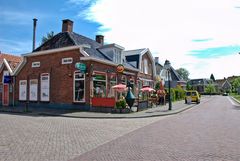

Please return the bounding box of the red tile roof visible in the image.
[0,53,22,71]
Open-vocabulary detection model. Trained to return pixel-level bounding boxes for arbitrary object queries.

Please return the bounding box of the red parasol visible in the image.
[112,84,127,92]
[140,87,156,92]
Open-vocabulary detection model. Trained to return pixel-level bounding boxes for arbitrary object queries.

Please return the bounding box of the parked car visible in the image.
[185,90,200,104]
[222,92,228,96]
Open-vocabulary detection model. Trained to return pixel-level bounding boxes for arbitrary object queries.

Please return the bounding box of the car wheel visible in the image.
[185,99,187,104]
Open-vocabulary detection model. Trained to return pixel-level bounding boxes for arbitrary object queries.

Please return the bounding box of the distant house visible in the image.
[188,78,214,94]
[0,53,22,106]
[215,75,240,93]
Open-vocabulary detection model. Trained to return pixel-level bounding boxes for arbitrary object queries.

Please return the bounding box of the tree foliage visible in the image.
[41,31,55,44]
[205,84,216,95]
[176,68,190,81]
[232,77,240,93]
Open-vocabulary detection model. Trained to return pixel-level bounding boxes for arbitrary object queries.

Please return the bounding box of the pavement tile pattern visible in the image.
[71,96,240,161]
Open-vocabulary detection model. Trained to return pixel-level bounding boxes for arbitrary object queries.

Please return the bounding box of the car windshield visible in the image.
[186,92,191,96]
[192,92,197,96]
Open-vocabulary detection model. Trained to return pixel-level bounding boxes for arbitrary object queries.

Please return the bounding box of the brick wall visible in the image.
[15,49,85,105]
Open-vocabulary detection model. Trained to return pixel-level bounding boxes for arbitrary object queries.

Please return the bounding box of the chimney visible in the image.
[155,57,159,64]
[32,18,37,51]
[96,35,104,46]
[62,19,73,32]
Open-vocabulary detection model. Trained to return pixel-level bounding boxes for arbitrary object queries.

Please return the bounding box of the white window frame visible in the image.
[32,61,40,68]
[144,59,148,74]
[73,71,85,102]
[29,79,38,101]
[40,73,50,102]
[19,80,27,101]
[62,57,73,64]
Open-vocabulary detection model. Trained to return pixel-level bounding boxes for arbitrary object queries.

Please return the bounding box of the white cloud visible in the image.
[81,0,240,79]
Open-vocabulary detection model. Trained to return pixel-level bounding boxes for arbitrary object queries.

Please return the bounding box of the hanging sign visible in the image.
[116,64,124,73]
[75,62,87,73]
[4,76,11,84]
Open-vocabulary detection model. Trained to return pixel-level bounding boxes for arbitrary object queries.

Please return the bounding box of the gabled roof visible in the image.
[222,80,231,88]
[34,32,111,61]
[123,48,156,76]
[0,53,22,74]
[123,48,147,56]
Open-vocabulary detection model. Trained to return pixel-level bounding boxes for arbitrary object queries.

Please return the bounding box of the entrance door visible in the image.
[3,84,9,106]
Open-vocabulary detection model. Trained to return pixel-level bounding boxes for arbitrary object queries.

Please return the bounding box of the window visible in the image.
[144,59,148,74]
[121,75,127,85]
[108,74,116,98]
[40,73,50,101]
[29,79,38,101]
[93,72,106,98]
[74,71,85,102]
[62,57,73,64]
[32,62,40,68]
[19,80,27,101]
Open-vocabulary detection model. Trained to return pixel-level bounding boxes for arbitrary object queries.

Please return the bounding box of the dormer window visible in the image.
[113,49,122,64]
[144,59,148,74]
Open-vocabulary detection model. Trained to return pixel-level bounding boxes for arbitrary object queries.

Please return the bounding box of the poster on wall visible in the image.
[19,80,27,100]
[41,73,50,101]
[29,79,38,101]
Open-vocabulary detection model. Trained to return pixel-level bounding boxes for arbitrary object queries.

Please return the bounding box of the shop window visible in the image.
[108,74,116,98]
[74,71,85,102]
[121,75,127,85]
[93,72,106,98]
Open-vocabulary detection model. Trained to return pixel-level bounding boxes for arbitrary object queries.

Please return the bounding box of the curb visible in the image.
[38,104,196,119]
[230,96,240,105]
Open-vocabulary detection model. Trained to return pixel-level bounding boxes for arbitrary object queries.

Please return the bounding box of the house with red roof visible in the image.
[0,53,22,106]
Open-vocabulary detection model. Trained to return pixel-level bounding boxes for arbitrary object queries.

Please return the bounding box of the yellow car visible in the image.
[185,90,200,104]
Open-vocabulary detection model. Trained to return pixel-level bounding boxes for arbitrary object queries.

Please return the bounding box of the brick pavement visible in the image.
[71,96,240,161]
[0,112,166,161]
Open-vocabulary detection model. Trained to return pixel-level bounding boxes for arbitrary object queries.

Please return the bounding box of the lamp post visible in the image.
[167,69,172,110]
[163,60,172,110]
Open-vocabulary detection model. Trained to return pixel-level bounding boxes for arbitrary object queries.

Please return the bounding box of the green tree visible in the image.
[186,82,192,90]
[232,77,240,93]
[205,84,216,95]
[210,74,216,82]
[41,31,55,44]
[176,68,190,81]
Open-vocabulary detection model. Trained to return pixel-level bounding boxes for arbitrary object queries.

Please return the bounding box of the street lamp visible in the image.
[164,60,172,110]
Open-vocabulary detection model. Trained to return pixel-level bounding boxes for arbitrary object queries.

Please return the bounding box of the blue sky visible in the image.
[1,0,240,79]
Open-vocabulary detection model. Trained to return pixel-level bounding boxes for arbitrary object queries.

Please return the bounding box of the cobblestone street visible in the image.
[1,96,240,161]
[0,111,165,161]
[72,96,240,161]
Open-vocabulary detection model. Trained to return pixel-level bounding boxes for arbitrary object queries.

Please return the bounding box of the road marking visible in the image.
[227,97,240,107]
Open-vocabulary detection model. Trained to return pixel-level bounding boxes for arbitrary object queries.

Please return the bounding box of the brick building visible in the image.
[13,19,155,111]
[0,53,22,106]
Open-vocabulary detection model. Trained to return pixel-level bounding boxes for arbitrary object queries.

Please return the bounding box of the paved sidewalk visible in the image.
[0,98,203,119]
